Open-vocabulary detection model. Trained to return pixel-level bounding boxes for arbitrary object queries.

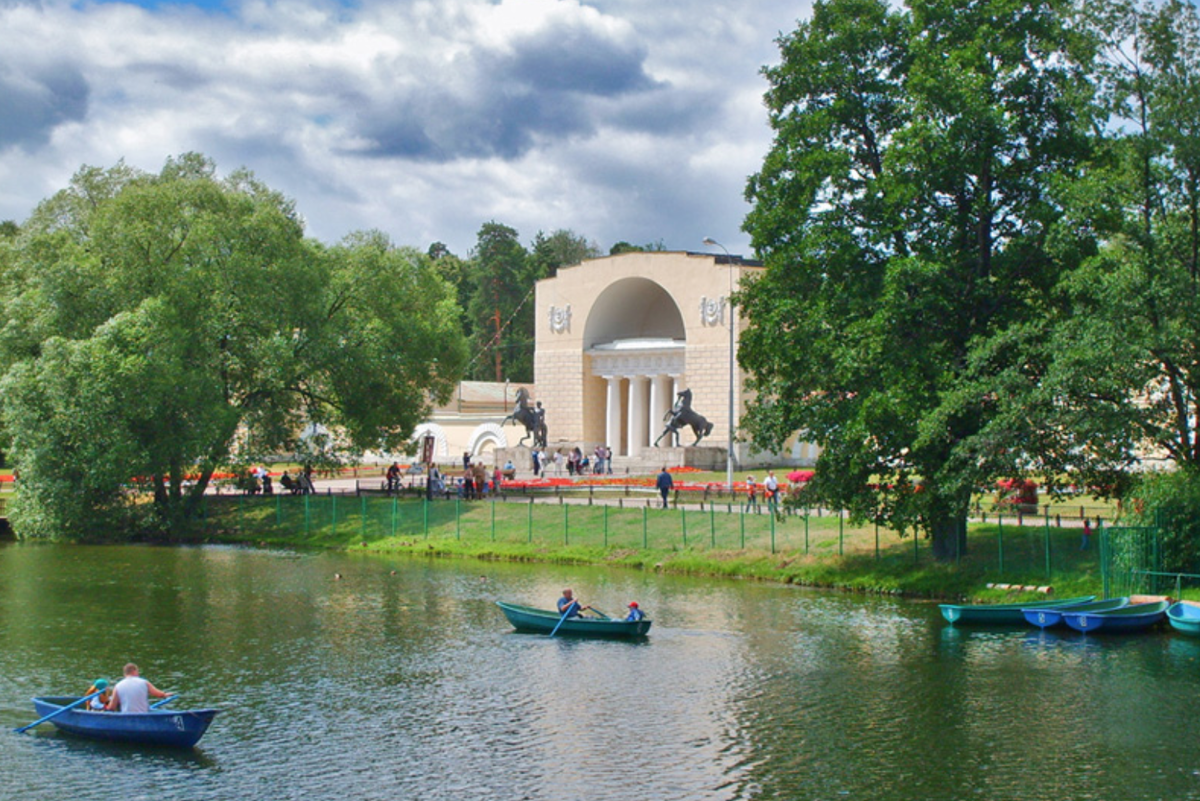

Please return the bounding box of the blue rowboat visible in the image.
[1022,597,1129,629]
[1167,602,1200,636]
[496,601,651,638]
[1062,600,1170,634]
[30,697,220,747]
[940,595,1095,625]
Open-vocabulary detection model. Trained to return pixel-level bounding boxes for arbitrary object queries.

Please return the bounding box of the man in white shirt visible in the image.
[107,663,171,713]
[764,471,780,513]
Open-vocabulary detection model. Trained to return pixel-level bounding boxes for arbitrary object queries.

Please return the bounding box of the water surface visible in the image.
[2,543,1199,800]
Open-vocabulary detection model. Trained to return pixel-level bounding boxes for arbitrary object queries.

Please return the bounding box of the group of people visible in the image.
[83,663,172,713]
[743,470,782,513]
[556,588,645,622]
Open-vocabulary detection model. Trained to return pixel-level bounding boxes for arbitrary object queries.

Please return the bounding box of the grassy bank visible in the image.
[175,493,1105,601]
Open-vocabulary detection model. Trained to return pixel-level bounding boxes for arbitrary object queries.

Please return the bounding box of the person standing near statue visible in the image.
[656,466,674,509]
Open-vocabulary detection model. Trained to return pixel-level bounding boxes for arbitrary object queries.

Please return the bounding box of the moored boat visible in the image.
[30,697,220,747]
[940,595,1095,625]
[1062,600,1170,634]
[1022,597,1129,629]
[496,601,651,638]
[1167,601,1200,636]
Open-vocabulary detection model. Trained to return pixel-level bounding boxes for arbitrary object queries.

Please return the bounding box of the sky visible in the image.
[0,0,813,257]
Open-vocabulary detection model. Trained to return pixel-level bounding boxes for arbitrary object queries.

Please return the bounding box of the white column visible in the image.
[650,375,671,447]
[628,376,648,456]
[605,376,622,457]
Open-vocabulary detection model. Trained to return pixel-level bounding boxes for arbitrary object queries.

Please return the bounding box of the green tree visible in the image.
[529,229,599,279]
[1035,0,1200,485]
[0,155,467,538]
[465,222,535,382]
[740,0,1095,557]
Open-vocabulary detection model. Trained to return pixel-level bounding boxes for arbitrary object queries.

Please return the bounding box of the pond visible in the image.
[2,542,1199,800]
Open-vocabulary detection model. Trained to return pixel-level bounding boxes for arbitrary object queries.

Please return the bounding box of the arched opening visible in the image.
[582,278,687,456]
[583,277,686,348]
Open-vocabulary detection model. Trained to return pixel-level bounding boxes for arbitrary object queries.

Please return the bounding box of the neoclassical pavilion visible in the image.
[536,251,758,463]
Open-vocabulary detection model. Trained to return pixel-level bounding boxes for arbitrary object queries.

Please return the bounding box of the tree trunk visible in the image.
[930,513,968,561]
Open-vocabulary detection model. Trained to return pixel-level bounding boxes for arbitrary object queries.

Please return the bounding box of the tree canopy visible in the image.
[740,0,1097,556]
[0,154,468,538]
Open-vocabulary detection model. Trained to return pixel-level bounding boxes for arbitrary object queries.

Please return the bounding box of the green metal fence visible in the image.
[195,493,1103,578]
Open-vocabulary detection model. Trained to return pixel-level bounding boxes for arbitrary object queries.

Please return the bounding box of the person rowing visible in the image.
[107,663,172,713]
[556,588,591,618]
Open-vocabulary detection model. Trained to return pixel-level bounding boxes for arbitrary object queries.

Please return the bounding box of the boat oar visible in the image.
[150,695,178,709]
[14,691,102,734]
[549,601,579,637]
[587,607,612,620]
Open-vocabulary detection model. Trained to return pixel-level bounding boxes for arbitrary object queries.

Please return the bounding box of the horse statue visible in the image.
[502,387,548,448]
[654,388,714,447]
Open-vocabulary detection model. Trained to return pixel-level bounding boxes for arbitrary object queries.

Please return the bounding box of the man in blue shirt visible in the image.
[656,467,674,509]
[557,588,589,618]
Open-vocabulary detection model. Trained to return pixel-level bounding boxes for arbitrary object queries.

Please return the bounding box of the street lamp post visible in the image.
[702,237,736,492]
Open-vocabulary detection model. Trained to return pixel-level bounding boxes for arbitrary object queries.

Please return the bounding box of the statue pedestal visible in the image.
[495,446,533,471]
[639,446,727,470]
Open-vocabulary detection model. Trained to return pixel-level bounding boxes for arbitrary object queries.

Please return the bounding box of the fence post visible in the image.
[805,508,809,554]
[875,516,880,561]
[998,513,1004,574]
[391,496,397,538]
[563,503,569,545]
[491,498,496,541]
[1044,508,1052,580]
[604,504,609,548]
[304,494,310,536]
[770,512,776,554]
[839,512,844,556]
[238,495,244,531]
[455,498,460,540]
[682,506,687,548]
[710,504,716,548]
[643,506,648,549]
[360,495,366,541]
[528,499,533,544]
[276,494,282,526]
[423,497,429,538]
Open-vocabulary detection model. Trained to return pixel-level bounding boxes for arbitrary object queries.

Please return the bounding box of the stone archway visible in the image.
[411,423,449,459]
[467,423,508,458]
[583,277,687,457]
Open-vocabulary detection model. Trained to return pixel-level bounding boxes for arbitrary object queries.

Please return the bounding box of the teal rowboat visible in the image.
[1062,599,1169,633]
[496,602,651,638]
[1167,602,1200,636]
[1022,597,1129,629]
[940,595,1095,625]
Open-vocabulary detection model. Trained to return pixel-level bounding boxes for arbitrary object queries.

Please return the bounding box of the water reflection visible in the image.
[4,542,1200,800]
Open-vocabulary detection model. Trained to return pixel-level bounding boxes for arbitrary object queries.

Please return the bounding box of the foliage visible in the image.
[0,154,467,538]
[1125,469,1200,571]
[740,0,1096,558]
[1036,0,1200,484]
[529,229,599,279]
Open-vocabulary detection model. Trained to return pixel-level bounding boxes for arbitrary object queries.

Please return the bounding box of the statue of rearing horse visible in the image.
[654,388,714,447]
[502,387,548,448]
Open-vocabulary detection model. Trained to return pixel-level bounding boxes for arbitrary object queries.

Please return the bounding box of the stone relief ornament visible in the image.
[549,304,572,333]
[700,296,727,327]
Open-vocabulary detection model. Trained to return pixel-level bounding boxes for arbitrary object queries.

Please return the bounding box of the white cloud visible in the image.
[0,0,812,255]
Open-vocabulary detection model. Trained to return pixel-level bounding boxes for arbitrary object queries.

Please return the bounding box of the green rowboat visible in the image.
[940,595,1095,625]
[496,601,651,638]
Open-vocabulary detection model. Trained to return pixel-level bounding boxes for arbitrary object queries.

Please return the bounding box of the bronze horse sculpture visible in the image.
[654,388,714,447]
[502,387,548,448]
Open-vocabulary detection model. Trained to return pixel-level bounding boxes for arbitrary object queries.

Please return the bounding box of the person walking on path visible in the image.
[764,471,780,515]
[656,466,674,509]
[745,475,760,513]
[1081,518,1092,550]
